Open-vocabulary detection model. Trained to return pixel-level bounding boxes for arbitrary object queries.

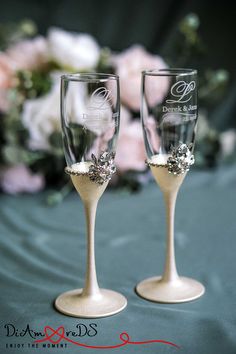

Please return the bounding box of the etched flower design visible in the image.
[167,143,194,175]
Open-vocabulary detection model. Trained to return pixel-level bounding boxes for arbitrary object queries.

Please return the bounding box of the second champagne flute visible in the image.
[136,68,205,303]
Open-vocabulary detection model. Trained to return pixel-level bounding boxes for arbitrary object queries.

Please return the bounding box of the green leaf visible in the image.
[3,145,44,165]
[16,69,52,99]
[49,131,62,149]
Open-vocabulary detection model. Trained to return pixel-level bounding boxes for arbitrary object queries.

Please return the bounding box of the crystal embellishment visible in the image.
[88,152,116,184]
[167,143,194,175]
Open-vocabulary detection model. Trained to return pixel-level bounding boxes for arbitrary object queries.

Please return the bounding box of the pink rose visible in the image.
[115,106,146,173]
[0,164,45,194]
[0,53,15,88]
[0,37,48,112]
[6,36,48,71]
[113,45,168,111]
[0,53,16,112]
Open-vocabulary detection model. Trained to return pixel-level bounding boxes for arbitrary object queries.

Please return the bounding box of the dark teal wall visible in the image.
[0,0,235,70]
[0,0,235,129]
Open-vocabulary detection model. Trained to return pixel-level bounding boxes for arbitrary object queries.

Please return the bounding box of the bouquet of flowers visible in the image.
[0,15,231,201]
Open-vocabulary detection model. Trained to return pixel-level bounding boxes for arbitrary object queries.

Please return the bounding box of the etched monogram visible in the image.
[82,87,117,131]
[88,87,113,110]
[166,81,196,104]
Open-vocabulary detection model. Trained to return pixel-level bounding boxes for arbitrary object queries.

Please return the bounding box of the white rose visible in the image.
[22,72,71,150]
[48,28,100,69]
[220,129,236,157]
[6,36,48,70]
[22,73,106,151]
[22,72,114,152]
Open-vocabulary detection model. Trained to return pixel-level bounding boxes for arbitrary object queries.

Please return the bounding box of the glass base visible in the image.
[55,288,127,318]
[136,276,205,303]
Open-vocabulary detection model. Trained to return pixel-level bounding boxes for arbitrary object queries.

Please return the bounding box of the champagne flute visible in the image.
[55,73,127,317]
[136,68,205,303]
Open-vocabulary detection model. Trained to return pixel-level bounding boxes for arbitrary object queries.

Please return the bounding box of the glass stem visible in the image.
[82,200,101,297]
[162,191,180,283]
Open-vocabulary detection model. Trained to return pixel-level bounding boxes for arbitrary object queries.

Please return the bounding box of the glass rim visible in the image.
[61,72,119,82]
[142,68,197,77]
